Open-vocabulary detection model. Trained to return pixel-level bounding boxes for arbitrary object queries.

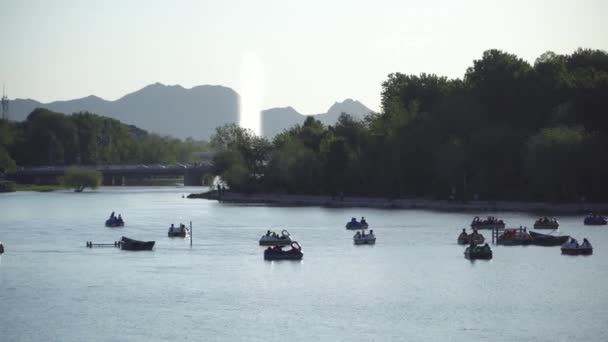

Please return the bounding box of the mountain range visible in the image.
[8,83,372,140]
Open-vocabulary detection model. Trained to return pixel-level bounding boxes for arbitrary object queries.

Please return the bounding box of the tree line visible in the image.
[0,108,209,171]
[211,48,608,202]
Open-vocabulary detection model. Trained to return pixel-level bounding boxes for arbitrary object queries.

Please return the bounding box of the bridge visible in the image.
[8,163,214,186]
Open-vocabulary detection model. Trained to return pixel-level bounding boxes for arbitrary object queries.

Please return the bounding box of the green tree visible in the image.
[61,167,102,192]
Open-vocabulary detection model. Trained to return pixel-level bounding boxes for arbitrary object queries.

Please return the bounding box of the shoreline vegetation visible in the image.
[188,191,608,214]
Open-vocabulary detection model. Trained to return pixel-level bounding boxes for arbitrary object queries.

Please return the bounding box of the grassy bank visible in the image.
[15,184,65,192]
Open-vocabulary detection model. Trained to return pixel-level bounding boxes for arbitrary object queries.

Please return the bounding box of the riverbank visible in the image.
[188,191,608,214]
[14,184,65,192]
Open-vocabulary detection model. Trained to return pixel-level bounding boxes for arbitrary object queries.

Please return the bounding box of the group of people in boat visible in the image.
[562,238,592,249]
[536,217,558,224]
[169,223,187,233]
[354,229,374,238]
[472,216,504,225]
[264,230,288,239]
[107,212,124,226]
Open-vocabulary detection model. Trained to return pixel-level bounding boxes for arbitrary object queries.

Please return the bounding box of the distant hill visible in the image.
[261,99,372,137]
[8,83,371,139]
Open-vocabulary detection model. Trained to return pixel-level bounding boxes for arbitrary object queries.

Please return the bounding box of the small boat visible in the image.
[346,217,369,230]
[0,241,4,254]
[529,231,570,246]
[533,217,559,229]
[105,215,124,227]
[561,238,593,255]
[120,236,155,251]
[496,228,533,246]
[353,230,376,245]
[470,216,505,230]
[264,241,303,260]
[464,244,493,260]
[259,230,292,246]
[457,229,485,245]
[168,224,189,237]
[584,214,607,226]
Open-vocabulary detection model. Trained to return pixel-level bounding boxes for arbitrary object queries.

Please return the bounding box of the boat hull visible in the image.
[263,251,303,260]
[529,231,570,246]
[105,220,124,227]
[354,237,376,245]
[346,222,369,230]
[561,247,593,255]
[168,231,187,237]
[470,223,505,230]
[457,235,485,245]
[584,218,607,225]
[120,237,155,251]
[259,239,292,246]
[464,247,492,260]
[533,223,559,229]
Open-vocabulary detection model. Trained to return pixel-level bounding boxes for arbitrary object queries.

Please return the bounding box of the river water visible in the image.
[1,187,607,341]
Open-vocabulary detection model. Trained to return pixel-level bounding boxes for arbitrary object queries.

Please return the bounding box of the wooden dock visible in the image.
[86,241,120,248]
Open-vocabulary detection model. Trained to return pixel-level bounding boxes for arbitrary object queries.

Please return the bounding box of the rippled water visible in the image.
[1,187,607,341]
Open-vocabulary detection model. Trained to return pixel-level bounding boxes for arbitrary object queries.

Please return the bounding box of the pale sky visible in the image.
[1,0,606,113]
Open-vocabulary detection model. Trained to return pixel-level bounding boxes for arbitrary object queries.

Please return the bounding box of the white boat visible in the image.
[259,230,292,246]
[353,230,376,245]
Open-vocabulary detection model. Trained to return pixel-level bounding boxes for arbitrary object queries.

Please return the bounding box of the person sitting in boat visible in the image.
[472,229,479,237]
[170,223,175,232]
[117,214,124,225]
[369,229,374,236]
[581,238,592,249]
[355,231,361,238]
[459,229,467,240]
[110,212,115,219]
[361,217,367,225]
[266,230,271,236]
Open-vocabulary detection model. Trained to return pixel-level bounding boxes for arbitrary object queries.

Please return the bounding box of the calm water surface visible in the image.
[1,187,607,341]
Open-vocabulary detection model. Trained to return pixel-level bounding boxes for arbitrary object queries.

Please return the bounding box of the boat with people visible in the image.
[346,217,368,230]
[470,216,505,230]
[120,236,155,251]
[457,228,485,245]
[561,238,593,255]
[168,223,189,237]
[105,212,124,227]
[354,230,376,245]
[496,227,533,246]
[533,217,559,229]
[263,241,303,260]
[464,243,493,260]
[584,213,607,226]
[529,231,570,246]
[259,230,292,246]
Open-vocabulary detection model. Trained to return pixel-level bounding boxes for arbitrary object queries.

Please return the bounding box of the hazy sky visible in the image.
[1,0,606,113]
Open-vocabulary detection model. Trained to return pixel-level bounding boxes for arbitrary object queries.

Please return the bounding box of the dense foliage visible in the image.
[61,167,102,192]
[0,109,209,170]
[212,48,608,202]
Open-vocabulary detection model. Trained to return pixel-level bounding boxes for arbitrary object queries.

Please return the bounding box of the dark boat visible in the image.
[496,228,533,246]
[120,236,155,251]
[464,244,493,260]
[0,241,4,254]
[346,218,368,230]
[105,218,124,227]
[457,230,485,245]
[168,224,188,237]
[533,217,559,229]
[584,215,607,226]
[264,241,303,260]
[529,231,570,246]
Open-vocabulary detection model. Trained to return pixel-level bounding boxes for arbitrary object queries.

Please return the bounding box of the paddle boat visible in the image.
[264,241,303,260]
[529,231,570,246]
[464,243,493,260]
[0,241,4,254]
[168,223,189,237]
[496,227,533,246]
[561,238,593,255]
[353,230,376,245]
[457,228,485,245]
[584,214,607,226]
[470,216,505,230]
[259,230,292,246]
[533,217,559,229]
[120,236,155,251]
[346,217,368,230]
[105,212,124,227]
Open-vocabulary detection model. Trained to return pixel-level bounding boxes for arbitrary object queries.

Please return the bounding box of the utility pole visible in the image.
[1,85,8,120]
